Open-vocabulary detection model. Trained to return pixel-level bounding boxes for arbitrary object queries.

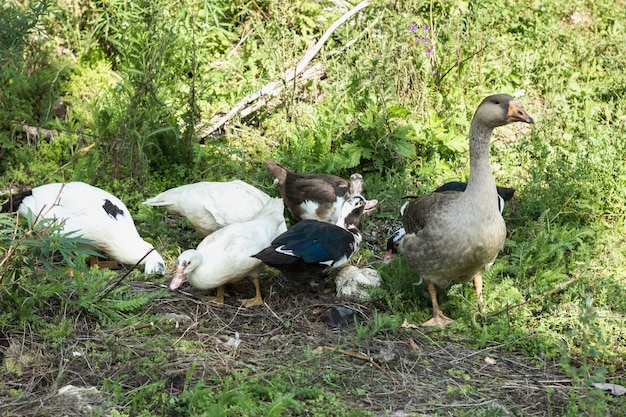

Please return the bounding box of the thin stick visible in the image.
[96,248,155,302]
[199,0,371,139]
[315,345,399,386]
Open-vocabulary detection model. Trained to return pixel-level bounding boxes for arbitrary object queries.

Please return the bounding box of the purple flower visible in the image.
[424,25,430,32]
[427,48,434,56]
[376,27,381,34]
[410,23,418,32]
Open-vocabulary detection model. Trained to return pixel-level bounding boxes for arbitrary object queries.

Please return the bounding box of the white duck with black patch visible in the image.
[8,182,166,274]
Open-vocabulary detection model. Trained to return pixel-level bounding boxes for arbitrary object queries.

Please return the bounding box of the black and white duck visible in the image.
[4,182,166,274]
[252,194,368,283]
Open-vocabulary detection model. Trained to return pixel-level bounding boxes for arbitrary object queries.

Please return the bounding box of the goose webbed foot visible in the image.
[422,310,454,327]
[423,281,454,327]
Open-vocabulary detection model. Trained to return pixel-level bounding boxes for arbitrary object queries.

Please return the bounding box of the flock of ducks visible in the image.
[1,94,534,326]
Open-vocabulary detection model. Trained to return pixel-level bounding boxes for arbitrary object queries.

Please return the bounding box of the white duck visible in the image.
[143,180,272,236]
[169,197,287,307]
[10,182,166,274]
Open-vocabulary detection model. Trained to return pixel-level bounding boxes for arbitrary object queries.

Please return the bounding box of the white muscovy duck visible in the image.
[169,197,287,307]
[143,180,272,236]
[384,181,516,261]
[8,182,165,274]
[252,194,368,285]
[265,160,377,224]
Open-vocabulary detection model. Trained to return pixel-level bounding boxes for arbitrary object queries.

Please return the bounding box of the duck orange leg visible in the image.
[422,282,454,327]
[242,276,264,307]
[198,285,226,304]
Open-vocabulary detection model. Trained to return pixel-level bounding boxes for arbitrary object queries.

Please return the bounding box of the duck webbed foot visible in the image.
[240,277,264,307]
[197,285,226,304]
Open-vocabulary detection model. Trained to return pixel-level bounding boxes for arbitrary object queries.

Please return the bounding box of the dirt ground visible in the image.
[0,271,581,417]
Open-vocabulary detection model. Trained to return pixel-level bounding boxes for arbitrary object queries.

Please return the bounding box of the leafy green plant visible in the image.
[355,309,402,341]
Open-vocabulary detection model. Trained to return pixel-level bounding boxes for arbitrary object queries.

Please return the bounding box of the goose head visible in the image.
[474,94,534,129]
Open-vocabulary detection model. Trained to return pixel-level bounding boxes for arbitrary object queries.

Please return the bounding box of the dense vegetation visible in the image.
[1,0,625,415]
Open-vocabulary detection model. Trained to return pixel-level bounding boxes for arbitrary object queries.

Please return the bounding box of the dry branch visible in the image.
[314,345,399,386]
[199,0,372,140]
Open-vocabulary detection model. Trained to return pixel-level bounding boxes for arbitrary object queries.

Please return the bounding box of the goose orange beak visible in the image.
[507,100,534,124]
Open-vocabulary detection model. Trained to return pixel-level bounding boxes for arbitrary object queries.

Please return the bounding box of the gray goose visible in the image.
[398,94,534,327]
[385,181,516,260]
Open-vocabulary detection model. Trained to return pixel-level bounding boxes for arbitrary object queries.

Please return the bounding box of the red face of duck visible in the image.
[364,198,378,213]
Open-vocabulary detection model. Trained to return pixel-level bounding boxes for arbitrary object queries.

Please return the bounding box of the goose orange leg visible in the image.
[473,273,484,310]
[422,282,454,327]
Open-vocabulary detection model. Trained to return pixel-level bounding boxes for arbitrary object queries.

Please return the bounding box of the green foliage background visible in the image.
[1,0,625,415]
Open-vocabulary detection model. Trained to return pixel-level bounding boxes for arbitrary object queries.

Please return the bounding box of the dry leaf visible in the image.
[484,356,497,365]
[401,319,419,329]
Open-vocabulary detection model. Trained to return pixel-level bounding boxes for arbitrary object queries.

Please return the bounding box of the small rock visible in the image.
[225,332,241,350]
[321,306,358,327]
[56,385,109,416]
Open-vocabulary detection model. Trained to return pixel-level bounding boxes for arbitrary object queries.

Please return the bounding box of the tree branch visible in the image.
[198,0,372,140]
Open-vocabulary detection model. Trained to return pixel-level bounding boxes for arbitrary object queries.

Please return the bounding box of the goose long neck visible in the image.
[464,120,497,199]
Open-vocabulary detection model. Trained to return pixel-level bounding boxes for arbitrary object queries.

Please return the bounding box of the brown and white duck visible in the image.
[143,180,272,236]
[265,160,377,224]
[396,94,534,327]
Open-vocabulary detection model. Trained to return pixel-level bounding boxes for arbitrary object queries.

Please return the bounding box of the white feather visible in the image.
[143,180,272,236]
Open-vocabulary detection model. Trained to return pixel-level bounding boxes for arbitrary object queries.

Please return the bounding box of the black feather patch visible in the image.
[1,189,32,213]
[102,199,124,219]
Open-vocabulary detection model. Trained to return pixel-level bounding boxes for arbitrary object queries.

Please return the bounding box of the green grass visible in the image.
[1,0,626,415]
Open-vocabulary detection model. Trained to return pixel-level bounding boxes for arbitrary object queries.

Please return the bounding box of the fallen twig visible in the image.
[314,345,399,386]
